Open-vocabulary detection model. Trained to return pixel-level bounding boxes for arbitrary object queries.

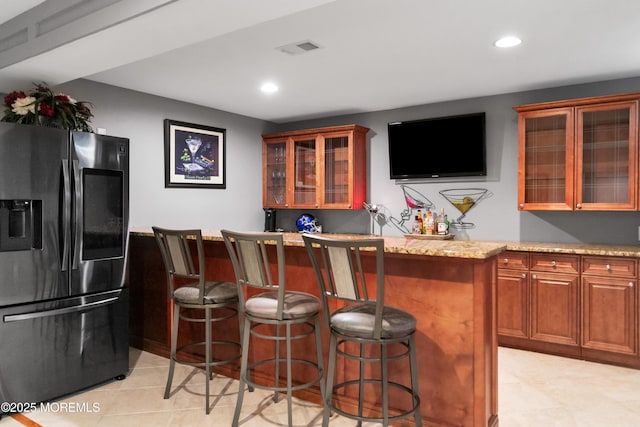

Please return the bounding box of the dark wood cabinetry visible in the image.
[515,93,639,211]
[262,125,368,209]
[498,250,640,368]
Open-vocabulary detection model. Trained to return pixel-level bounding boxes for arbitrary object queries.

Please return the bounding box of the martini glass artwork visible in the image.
[439,188,488,228]
[184,135,202,172]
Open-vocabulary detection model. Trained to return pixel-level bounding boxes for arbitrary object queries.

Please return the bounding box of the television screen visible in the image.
[388,112,486,179]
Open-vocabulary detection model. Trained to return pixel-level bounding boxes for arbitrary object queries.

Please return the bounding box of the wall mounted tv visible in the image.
[388,112,486,179]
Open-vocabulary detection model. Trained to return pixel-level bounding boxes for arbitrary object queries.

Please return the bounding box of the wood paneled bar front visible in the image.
[127,228,506,427]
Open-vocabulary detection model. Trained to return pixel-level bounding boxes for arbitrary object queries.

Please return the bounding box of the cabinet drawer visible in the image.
[582,256,637,278]
[531,253,579,274]
[498,251,529,270]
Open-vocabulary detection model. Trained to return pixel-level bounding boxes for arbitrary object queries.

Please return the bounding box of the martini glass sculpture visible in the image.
[439,188,488,229]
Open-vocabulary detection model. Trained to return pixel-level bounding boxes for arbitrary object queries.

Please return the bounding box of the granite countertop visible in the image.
[130,227,506,259]
[130,227,640,259]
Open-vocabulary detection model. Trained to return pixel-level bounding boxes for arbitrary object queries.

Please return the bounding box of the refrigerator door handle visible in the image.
[71,159,81,270]
[61,159,71,271]
[3,293,121,323]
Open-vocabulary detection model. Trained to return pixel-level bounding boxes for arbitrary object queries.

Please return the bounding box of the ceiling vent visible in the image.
[276,40,321,55]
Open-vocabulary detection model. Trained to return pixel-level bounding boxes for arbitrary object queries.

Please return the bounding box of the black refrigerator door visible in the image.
[0,123,69,305]
[70,132,129,296]
[0,289,129,406]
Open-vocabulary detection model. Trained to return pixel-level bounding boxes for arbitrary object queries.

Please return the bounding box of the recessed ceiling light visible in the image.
[260,82,279,93]
[494,36,522,48]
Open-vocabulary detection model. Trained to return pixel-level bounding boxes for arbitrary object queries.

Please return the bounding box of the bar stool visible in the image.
[303,234,422,427]
[152,227,241,414]
[221,230,324,427]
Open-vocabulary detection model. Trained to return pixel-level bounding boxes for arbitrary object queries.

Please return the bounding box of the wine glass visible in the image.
[185,136,202,168]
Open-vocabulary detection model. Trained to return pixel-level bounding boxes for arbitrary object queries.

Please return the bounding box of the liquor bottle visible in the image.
[424,209,434,235]
[412,215,422,234]
[437,208,448,235]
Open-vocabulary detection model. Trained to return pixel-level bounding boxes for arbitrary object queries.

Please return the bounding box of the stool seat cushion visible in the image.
[173,281,238,304]
[246,291,320,319]
[331,302,416,339]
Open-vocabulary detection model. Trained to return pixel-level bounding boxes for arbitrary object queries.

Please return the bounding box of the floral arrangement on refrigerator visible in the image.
[2,83,93,132]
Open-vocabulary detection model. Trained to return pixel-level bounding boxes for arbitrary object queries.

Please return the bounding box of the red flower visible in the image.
[39,103,55,117]
[3,91,26,107]
[54,94,70,103]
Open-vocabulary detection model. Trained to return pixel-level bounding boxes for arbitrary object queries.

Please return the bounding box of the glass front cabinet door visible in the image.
[575,101,637,210]
[262,125,368,210]
[517,107,575,211]
[263,139,289,208]
[516,94,638,211]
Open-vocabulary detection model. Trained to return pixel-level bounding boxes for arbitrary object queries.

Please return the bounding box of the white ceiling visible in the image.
[2,0,640,123]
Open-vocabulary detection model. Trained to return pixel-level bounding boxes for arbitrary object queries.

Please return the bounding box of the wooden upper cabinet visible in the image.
[515,93,639,211]
[517,107,574,210]
[262,125,369,209]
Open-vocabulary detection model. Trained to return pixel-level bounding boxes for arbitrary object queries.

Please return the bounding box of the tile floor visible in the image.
[2,346,640,426]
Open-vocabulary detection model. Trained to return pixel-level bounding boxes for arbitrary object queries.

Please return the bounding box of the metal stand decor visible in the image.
[365,185,435,235]
[439,188,489,228]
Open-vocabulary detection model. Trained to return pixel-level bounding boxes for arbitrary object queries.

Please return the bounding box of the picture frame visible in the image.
[164,119,226,189]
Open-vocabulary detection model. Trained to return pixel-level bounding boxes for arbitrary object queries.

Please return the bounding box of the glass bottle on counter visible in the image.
[437,208,448,235]
[424,209,434,235]
[412,215,423,234]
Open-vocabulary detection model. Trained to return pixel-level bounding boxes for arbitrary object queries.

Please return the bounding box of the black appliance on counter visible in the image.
[0,122,129,408]
[264,208,277,232]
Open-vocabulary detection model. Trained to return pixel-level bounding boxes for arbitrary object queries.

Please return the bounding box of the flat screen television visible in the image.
[388,112,486,179]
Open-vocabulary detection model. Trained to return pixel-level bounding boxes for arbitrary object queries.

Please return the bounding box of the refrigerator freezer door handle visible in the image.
[61,159,71,271]
[72,160,81,270]
[3,294,120,323]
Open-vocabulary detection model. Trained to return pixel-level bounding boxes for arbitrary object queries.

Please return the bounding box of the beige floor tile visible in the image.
[4,346,640,426]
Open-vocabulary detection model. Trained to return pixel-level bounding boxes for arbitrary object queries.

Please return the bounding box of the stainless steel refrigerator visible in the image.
[0,122,129,407]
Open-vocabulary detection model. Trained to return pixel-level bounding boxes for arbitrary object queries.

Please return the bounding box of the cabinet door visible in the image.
[530,272,579,346]
[263,139,289,208]
[518,108,574,211]
[293,136,318,208]
[497,269,528,339]
[582,276,636,355]
[575,101,638,210]
[321,132,352,208]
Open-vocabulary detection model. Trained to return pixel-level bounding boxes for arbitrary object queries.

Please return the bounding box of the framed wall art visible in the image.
[164,119,226,188]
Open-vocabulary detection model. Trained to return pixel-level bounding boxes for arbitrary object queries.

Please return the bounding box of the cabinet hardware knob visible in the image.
[576,203,582,209]
[519,203,524,209]
[606,264,611,270]
[532,274,537,279]
[503,258,509,264]
[551,260,557,267]
[629,282,634,287]
[521,273,527,279]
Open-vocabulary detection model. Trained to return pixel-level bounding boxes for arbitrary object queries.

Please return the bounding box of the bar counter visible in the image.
[127,228,506,427]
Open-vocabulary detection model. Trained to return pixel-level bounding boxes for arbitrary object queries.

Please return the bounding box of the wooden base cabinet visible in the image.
[498,251,640,369]
[581,256,637,357]
[497,252,529,339]
[530,271,579,346]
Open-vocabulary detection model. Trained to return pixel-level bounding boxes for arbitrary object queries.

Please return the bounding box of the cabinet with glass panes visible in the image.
[262,125,369,209]
[515,93,638,211]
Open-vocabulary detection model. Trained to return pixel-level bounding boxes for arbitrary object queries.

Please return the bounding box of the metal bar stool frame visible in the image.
[303,234,422,427]
[153,227,241,414]
[222,230,325,427]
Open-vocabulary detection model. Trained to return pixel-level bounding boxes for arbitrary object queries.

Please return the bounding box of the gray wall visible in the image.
[57,79,278,231]
[57,77,640,245]
[278,77,640,245]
